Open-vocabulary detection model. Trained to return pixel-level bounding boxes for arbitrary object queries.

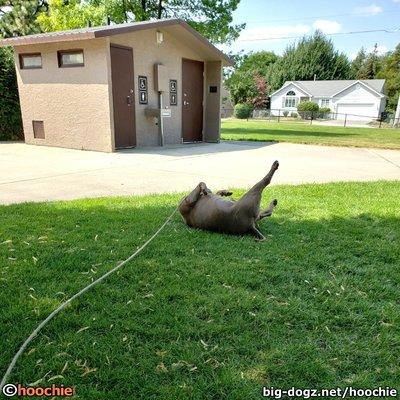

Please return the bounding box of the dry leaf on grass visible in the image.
[76,326,90,333]
[48,375,64,381]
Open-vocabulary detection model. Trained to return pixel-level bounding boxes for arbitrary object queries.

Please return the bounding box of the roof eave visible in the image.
[331,80,384,98]
[270,81,313,97]
[0,18,233,65]
[0,32,95,47]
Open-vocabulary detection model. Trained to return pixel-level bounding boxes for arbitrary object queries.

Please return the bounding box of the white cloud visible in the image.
[312,19,342,34]
[238,24,310,42]
[353,4,383,16]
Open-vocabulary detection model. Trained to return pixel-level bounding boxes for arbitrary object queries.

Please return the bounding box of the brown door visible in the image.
[182,59,204,142]
[110,44,136,148]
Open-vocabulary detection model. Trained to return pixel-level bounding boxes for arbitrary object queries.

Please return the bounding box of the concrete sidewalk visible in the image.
[1,141,399,204]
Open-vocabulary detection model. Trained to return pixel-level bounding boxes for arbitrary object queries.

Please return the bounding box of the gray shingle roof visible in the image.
[284,79,386,97]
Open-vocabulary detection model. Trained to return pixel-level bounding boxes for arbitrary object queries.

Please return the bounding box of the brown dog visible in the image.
[179,160,279,240]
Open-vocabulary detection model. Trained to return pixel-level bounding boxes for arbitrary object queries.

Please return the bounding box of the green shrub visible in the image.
[291,112,298,118]
[283,110,289,117]
[234,103,253,119]
[0,47,23,140]
[319,107,331,119]
[297,101,319,119]
[320,107,331,113]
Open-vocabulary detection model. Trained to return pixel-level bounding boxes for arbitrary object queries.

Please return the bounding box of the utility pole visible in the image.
[394,95,400,128]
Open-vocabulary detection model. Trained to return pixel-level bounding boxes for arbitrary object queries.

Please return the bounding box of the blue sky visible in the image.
[218,0,400,58]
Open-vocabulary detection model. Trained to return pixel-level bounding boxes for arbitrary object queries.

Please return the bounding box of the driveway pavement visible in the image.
[1,141,399,204]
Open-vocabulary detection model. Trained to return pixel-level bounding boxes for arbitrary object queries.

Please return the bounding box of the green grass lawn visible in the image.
[221,119,400,149]
[1,181,400,399]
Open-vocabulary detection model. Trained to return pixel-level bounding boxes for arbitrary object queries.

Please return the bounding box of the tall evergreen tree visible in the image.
[358,43,382,79]
[267,31,352,90]
[350,47,366,79]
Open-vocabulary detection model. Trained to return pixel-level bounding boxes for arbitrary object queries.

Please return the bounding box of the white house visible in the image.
[270,79,386,121]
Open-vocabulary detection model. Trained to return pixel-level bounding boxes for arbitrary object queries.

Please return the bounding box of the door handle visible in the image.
[126,95,132,106]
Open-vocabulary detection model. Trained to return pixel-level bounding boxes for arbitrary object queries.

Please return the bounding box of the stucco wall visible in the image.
[15,38,113,152]
[107,29,220,146]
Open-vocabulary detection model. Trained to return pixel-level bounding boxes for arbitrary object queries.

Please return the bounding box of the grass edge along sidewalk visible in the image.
[221,119,400,150]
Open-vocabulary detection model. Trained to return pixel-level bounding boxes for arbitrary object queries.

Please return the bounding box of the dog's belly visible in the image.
[187,196,251,234]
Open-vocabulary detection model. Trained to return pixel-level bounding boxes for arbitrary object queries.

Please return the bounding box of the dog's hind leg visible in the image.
[247,160,279,195]
[257,199,278,221]
[235,161,279,217]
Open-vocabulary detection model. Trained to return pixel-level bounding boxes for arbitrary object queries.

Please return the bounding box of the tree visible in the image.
[225,51,277,105]
[350,47,366,79]
[0,1,43,140]
[88,0,244,44]
[377,43,400,112]
[37,0,106,32]
[0,0,46,37]
[0,46,22,139]
[239,51,278,77]
[251,73,269,108]
[357,43,382,79]
[267,31,352,91]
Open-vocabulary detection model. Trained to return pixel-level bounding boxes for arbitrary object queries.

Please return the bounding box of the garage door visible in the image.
[336,103,377,121]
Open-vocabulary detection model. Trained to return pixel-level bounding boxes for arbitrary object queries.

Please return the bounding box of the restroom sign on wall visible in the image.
[138,76,148,104]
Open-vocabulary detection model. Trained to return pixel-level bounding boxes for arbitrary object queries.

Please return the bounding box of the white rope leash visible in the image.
[0,207,178,392]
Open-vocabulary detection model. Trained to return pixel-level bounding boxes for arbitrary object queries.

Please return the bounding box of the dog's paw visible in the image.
[272,160,279,170]
[199,182,208,195]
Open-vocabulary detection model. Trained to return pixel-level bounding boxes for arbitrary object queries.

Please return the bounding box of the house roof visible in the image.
[276,79,386,98]
[0,18,233,66]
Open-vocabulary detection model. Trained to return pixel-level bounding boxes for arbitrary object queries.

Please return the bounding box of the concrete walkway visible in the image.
[1,141,399,204]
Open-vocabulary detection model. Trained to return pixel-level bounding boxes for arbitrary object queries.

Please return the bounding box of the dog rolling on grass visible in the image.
[179,160,279,240]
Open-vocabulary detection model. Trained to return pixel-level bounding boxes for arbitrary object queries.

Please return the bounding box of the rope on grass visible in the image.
[0,206,179,393]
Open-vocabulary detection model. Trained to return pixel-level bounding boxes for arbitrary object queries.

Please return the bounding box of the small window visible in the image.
[57,49,84,68]
[32,121,45,139]
[321,98,330,107]
[19,53,42,69]
[286,90,296,96]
